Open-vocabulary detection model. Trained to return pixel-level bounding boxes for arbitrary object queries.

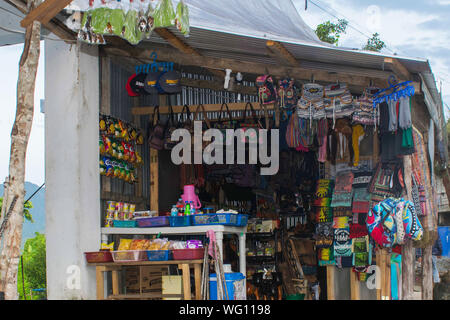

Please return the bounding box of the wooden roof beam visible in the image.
[266,40,299,67]
[104,45,423,91]
[5,0,76,43]
[20,0,73,28]
[154,28,225,78]
[384,57,411,81]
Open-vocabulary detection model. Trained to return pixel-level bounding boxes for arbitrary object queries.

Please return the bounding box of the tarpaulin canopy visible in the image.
[70,0,323,45]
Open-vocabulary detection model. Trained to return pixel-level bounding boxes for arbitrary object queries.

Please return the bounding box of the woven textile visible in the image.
[331,191,353,208]
[315,179,334,198]
[349,223,368,239]
[315,222,334,248]
[334,228,353,257]
[332,216,350,229]
[352,187,371,213]
[335,171,354,193]
[316,206,333,223]
[333,207,353,217]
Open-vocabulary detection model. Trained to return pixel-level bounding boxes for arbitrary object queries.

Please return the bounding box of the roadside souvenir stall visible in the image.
[13,0,444,300]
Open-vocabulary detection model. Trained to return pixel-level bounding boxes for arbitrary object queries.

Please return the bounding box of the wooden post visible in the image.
[194,264,202,300]
[180,264,191,300]
[326,266,335,300]
[100,56,111,196]
[350,269,360,300]
[96,266,105,300]
[112,269,120,297]
[402,155,415,300]
[422,246,433,300]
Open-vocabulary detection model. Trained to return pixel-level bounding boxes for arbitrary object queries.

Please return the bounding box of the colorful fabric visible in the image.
[318,247,335,266]
[335,255,354,268]
[367,162,403,198]
[332,216,350,229]
[315,179,334,198]
[331,191,353,208]
[349,224,368,239]
[313,197,332,207]
[352,188,371,213]
[367,198,423,248]
[335,171,354,193]
[391,253,402,300]
[352,171,373,188]
[315,222,334,248]
[411,127,435,229]
[352,125,365,167]
[333,207,353,217]
[334,228,353,257]
[316,206,333,223]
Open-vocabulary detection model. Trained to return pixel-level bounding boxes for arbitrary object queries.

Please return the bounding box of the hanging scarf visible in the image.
[352,124,365,167]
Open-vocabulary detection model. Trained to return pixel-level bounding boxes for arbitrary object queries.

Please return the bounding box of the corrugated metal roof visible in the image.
[142,25,444,138]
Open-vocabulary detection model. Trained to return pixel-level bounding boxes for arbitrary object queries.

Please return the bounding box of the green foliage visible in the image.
[17,232,46,300]
[315,19,348,45]
[0,197,33,222]
[363,33,386,52]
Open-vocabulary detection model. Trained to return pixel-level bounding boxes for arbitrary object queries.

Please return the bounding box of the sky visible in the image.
[0,0,449,186]
[293,0,450,118]
[0,41,45,186]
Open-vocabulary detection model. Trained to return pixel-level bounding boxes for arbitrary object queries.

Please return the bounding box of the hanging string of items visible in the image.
[78,0,190,45]
[99,115,145,184]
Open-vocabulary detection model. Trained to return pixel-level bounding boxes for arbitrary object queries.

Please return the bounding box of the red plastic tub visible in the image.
[84,251,113,263]
[172,248,205,260]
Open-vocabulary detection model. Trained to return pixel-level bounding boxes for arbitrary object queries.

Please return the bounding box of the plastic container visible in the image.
[191,213,238,226]
[111,250,147,262]
[172,248,204,260]
[236,214,249,227]
[84,251,113,263]
[146,250,171,261]
[168,215,191,227]
[113,220,137,228]
[136,216,170,228]
[210,273,246,300]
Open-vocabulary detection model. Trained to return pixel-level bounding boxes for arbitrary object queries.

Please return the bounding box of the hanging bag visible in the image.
[256,75,277,105]
[193,104,212,149]
[213,103,235,146]
[148,106,165,150]
[163,104,179,150]
[179,104,194,135]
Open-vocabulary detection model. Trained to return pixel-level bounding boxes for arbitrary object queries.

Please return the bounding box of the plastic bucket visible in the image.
[209,273,245,300]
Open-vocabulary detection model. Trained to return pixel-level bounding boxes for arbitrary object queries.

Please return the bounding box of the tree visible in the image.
[363,33,386,52]
[0,198,33,222]
[17,232,46,300]
[0,0,41,299]
[315,19,348,46]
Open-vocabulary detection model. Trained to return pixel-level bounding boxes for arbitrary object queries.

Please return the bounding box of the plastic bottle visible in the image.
[190,201,196,214]
[184,201,190,216]
[170,205,178,217]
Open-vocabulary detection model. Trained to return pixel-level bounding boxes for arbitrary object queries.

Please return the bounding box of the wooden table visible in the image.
[101,225,247,275]
[90,260,203,300]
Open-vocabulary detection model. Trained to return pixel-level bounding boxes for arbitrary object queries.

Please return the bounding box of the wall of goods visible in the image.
[88,63,436,300]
